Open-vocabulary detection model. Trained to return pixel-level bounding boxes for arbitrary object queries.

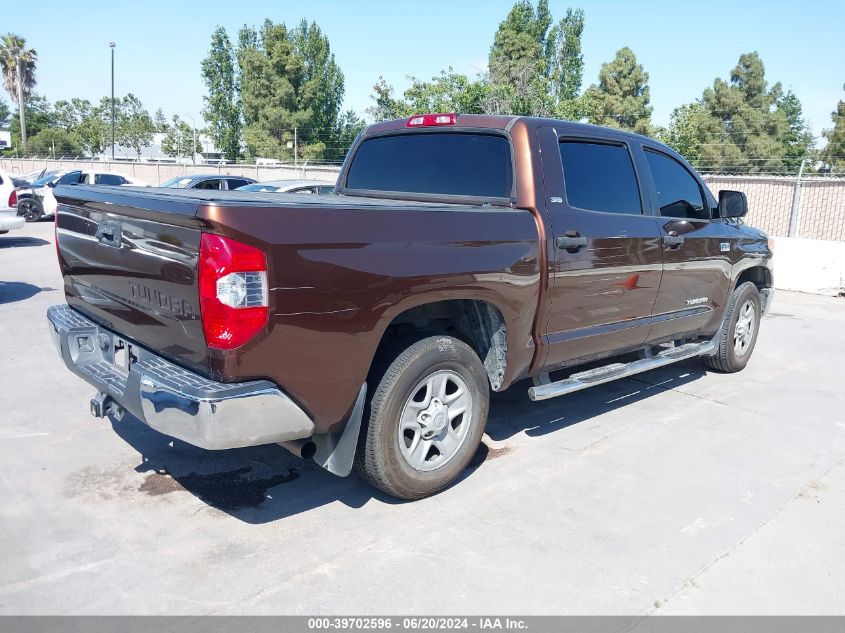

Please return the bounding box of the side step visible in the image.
[528,341,716,401]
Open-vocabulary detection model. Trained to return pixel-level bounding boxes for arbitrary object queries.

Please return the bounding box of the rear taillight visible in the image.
[198,234,268,350]
[8,190,16,207]
[406,113,457,127]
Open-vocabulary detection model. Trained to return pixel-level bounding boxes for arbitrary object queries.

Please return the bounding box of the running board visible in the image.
[528,341,716,401]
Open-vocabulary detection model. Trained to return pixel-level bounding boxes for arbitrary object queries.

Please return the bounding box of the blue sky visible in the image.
[3,0,844,138]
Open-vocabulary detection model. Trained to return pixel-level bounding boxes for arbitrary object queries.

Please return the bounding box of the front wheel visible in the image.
[705,282,762,373]
[356,336,490,500]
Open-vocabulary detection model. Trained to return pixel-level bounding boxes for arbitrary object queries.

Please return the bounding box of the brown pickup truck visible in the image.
[48,114,773,500]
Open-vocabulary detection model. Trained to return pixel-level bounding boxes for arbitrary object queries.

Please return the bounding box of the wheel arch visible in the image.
[372,297,510,392]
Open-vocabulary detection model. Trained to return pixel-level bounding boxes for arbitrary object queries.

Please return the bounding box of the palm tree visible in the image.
[0,34,37,150]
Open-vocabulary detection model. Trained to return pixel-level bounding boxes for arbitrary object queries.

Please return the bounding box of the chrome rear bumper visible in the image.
[47,304,315,450]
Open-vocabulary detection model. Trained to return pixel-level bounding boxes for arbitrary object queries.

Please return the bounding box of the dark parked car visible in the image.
[48,114,773,501]
[158,174,256,190]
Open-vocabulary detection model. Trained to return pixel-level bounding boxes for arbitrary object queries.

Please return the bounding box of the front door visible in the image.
[538,126,663,370]
[639,147,734,343]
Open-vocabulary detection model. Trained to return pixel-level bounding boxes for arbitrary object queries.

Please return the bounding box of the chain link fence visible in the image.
[702,173,845,242]
[3,157,844,242]
[0,157,344,189]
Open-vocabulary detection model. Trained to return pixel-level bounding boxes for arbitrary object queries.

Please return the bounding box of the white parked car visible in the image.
[16,169,148,222]
[0,167,25,235]
[234,179,335,194]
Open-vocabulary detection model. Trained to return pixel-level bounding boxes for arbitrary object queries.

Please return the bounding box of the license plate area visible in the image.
[112,337,132,376]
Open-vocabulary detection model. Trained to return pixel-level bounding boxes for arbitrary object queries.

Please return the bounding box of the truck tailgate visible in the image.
[55,185,207,371]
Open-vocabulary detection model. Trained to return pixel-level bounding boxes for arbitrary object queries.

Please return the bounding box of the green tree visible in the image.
[584,47,653,135]
[367,71,489,122]
[0,99,10,128]
[367,3,588,120]
[367,78,413,121]
[820,85,845,171]
[775,90,814,173]
[236,19,345,161]
[161,115,201,160]
[153,108,168,133]
[0,33,37,150]
[28,127,82,156]
[329,109,365,161]
[659,102,708,164]
[10,93,52,150]
[201,26,241,161]
[547,8,585,118]
[53,97,91,131]
[486,0,555,115]
[118,93,155,158]
[696,52,788,173]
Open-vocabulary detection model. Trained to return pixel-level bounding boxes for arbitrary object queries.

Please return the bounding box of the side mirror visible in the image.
[47,181,56,188]
[719,190,747,218]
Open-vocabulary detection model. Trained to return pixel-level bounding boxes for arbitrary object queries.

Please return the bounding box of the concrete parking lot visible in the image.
[1,220,844,615]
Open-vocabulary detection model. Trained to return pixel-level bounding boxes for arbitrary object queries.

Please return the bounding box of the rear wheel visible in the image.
[18,199,43,222]
[705,282,761,373]
[356,336,489,500]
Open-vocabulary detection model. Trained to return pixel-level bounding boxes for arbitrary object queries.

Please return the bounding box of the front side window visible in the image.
[559,141,641,215]
[346,132,513,199]
[644,150,707,220]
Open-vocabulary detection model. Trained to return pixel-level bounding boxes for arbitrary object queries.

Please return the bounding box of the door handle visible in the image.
[663,231,684,249]
[556,231,588,252]
[95,221,122,248]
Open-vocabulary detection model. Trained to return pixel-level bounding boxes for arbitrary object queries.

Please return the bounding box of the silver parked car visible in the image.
[234,179,335,194]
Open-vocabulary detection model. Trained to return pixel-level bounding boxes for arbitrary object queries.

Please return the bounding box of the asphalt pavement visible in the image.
[1,220,843,615]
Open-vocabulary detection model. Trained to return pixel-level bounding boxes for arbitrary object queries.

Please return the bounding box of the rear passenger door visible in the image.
[639,146,733,343]
[538,126,663,370]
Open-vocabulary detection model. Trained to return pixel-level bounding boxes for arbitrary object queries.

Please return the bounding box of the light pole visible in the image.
[184,113,197,165]
[109,42,116,160]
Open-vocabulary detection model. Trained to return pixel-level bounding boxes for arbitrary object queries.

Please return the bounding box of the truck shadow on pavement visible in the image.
[0,236,51,249]
[0,281,56,304]
[109,360,706,524]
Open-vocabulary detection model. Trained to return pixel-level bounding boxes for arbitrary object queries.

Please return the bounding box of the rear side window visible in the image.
[95,174,125,186]
[644,150,707,220]
[226,178,250,190]
[195,179,223,190]
[346,132,512,199]
[559,141,641,214]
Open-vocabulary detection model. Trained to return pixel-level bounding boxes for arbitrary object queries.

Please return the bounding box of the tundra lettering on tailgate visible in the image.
[129,281,195,318]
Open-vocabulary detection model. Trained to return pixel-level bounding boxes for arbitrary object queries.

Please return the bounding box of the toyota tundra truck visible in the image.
[47,114,773,500]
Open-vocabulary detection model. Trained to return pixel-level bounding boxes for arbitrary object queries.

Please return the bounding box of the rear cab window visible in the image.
[559,141,642,215]
[344,132,513,201]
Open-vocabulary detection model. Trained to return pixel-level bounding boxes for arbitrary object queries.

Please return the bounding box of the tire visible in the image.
[705,281,762,373]
[18,199,43,222]
[356,335,490,500]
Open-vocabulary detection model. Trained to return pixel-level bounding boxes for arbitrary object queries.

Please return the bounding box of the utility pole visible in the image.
[184,113,197,165]
[110,42,116,160]
[294,127,298,169]
[16,59,26,151]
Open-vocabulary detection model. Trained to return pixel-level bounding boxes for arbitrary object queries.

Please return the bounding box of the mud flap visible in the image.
[312,383,367,477]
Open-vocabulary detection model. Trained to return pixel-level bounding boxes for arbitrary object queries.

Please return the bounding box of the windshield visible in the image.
[159,176,194,188]
[235,184,279,192]
[31,171,63,187]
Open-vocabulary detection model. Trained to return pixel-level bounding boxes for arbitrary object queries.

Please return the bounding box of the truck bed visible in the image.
[55,184,542,432]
